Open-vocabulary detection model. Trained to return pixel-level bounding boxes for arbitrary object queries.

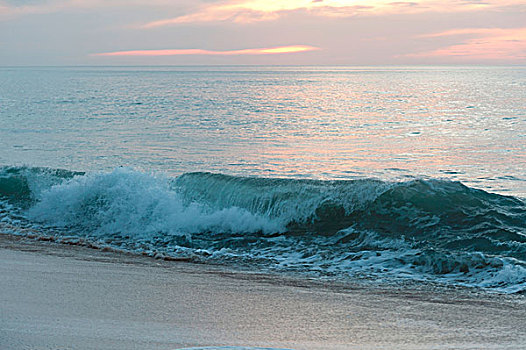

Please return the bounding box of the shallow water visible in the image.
[0,66,525,292]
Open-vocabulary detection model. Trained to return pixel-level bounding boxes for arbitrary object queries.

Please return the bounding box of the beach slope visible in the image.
[1,235,525,350]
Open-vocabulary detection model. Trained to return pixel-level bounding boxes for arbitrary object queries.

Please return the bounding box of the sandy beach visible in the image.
[1,234,524,350]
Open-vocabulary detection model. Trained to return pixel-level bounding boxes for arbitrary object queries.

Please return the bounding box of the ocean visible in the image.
[1,66,525,293]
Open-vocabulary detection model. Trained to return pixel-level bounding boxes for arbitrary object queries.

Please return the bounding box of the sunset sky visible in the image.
[1,0,525,65]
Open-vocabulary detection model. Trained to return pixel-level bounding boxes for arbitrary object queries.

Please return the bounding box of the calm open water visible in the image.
[1,66,524,196]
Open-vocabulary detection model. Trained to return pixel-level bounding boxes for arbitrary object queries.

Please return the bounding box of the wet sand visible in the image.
[1,234,525,350]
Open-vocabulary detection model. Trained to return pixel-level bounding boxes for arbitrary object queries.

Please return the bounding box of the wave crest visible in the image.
[1,166,525,292]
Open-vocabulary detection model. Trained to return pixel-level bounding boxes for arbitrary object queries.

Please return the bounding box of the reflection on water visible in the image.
[0,66,524,196]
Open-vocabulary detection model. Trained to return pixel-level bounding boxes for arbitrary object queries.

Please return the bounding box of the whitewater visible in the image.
[1,165,525,293]
[0,66,525,293]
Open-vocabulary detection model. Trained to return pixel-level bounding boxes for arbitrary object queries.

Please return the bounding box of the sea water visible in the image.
[0,66,525,292]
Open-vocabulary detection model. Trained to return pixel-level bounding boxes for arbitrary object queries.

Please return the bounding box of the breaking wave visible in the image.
[1,166,525,293]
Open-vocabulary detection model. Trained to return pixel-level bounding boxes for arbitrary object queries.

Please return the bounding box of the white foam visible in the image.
[6,167,525,293]
[27,168,284,240]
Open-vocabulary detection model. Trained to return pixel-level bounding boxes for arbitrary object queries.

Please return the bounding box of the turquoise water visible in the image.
[0,66,525,292]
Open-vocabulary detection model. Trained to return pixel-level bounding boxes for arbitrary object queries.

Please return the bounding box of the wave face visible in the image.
[1,166,525,293]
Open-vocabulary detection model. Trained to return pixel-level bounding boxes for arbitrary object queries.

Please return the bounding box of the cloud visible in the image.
[408,27,526,61]
[0,0,58,16]
[0,0,192,18]
[142,0,525,27]
[93,45,320,57]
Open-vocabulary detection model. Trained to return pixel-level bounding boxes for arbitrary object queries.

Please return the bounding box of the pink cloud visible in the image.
[141,0,526,27]
[409,27,526,61]
[93,45,320,57]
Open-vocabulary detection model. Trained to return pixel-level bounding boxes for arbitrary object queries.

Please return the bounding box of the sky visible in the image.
[0,0,525,65]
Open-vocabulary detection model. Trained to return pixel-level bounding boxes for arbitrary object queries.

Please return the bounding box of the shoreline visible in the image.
[1,234,525,350]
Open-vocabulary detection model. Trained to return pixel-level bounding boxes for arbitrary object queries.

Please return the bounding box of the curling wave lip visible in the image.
[1,166,525,293]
